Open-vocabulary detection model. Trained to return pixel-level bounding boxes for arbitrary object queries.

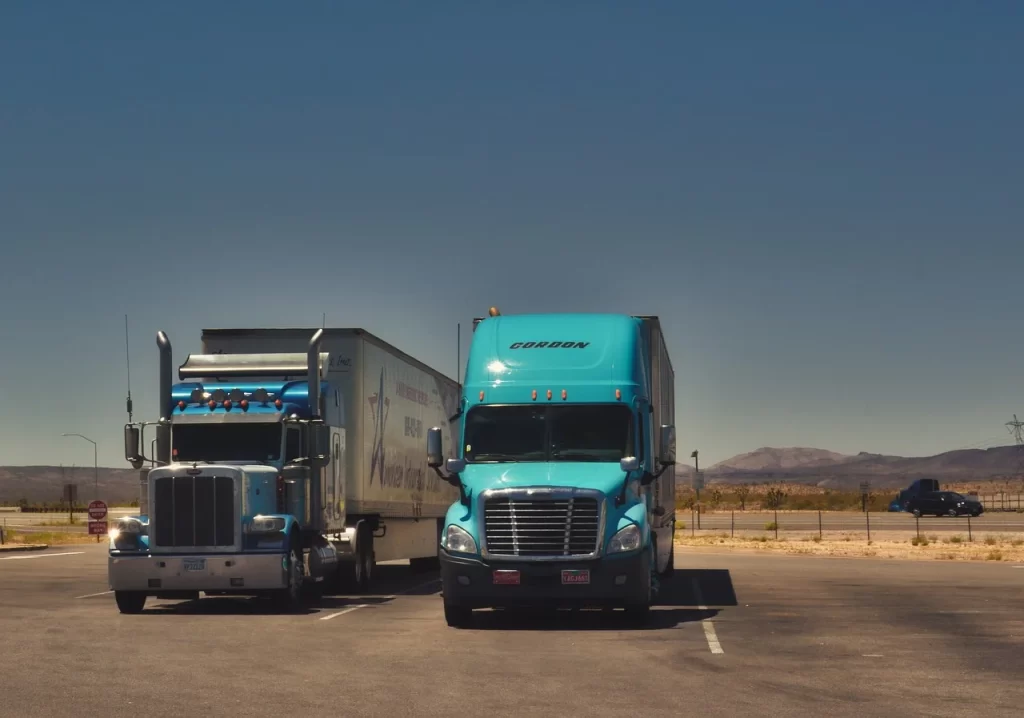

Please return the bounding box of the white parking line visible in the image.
[76,590,113,599]
[0,551,86,561]
[318,577,440,621]
[320,604,370,620]
[691,577,724,654]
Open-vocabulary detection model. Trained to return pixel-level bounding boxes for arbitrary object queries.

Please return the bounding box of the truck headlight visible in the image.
[116,518,144,535]
[608,524,642,554]
[246,516,286,534]
[443,525,477,554]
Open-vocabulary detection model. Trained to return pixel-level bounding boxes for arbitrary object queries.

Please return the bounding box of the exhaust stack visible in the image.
[156,331,172,465]
[307,328,324,418]
[307,328,324,529]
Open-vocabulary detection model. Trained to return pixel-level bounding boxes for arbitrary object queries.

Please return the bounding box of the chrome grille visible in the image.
[484,495,601,557]
[153,475,235,548]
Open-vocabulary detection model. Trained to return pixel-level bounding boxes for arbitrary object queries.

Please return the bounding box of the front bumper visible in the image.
[108,552,287,594]
[440,548,650,609]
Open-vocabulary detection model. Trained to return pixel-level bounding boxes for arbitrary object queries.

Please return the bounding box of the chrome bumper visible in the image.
[108,552,287,592]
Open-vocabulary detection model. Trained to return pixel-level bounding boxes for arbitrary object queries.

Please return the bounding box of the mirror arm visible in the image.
[432,466,469,507]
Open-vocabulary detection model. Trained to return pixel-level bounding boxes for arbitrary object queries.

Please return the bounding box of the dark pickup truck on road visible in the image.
[905,491,984,518]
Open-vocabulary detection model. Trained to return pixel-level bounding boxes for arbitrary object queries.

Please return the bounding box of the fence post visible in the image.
[691,507,695,537]
[731,510,735,538]
[774,508,779,540]
[916,515,920,540]
[866,510,871,543]
[818,510,822,540]
[968,514,972,542]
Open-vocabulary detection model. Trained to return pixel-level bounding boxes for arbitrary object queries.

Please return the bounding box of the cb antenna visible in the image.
[124,314,134,422]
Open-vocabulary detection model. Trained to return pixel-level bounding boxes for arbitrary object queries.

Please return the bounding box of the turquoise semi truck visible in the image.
[110,327,460,613]
[427,309,677,627]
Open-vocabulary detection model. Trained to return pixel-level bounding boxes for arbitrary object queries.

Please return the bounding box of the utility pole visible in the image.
[1007,415,1024,481]
[691,450,701,529]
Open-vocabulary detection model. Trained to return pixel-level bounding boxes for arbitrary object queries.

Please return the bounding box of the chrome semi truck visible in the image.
[110,327,460,613]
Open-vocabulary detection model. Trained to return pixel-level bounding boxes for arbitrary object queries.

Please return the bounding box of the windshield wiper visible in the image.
[550,451,611,461]
[471,451,544,462]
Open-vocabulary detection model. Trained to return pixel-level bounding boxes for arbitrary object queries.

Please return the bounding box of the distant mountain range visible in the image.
[696,445,1024,489]
[1,444,1022,503]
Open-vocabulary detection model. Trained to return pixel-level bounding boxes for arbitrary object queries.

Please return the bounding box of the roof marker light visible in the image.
[177,400,186,411]
[240,399,249,411]
[546,389,552,400]
[615,389,622,400]
[223,399,233,411]
[531,390,537,401]
[208,399,217,410]
[562,389,567,400]
[479,391,485,401]
[274,399,283,410]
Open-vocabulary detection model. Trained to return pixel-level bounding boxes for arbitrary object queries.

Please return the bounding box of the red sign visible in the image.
[88,520,108,536]
[87,500,107,521]
[492,570,521,585]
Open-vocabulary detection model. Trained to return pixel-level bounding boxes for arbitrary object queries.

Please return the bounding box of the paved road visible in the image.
[688,510,1024,535]
[2,545,1022,716]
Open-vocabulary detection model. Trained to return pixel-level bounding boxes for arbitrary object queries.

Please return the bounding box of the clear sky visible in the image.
[1,1,1022,469]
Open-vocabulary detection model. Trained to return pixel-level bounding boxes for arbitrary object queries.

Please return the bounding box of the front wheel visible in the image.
[114,591,146,614]
[444,601,473,628]
[271,544,304,612]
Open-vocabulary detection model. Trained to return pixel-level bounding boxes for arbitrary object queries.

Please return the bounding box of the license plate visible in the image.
[561,569,590,585]
[492,570,520,585]
[182,559,206,572]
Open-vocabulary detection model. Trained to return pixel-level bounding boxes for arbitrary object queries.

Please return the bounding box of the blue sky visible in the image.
[1,1,1022,469]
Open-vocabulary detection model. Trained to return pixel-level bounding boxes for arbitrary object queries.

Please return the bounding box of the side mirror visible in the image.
[124,425,144,469]
[310,423,331,468]
[620,456,640,473]
[659,425,677,465]
[446,457,466,475]
[427,427,444,468]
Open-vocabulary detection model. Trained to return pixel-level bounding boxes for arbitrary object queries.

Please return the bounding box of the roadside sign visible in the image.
[88,500,107,521]
[859,481,870,495]
[693,471,705,491]
[88,520,108,536]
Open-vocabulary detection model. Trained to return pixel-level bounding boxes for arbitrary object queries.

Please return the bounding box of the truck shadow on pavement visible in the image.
[141,564,437,615]
[465,569,738,632]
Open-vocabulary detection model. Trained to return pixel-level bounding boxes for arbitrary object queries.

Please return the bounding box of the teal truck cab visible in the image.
[426,309,677,627]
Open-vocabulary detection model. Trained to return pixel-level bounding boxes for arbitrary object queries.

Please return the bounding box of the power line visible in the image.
[1006,415,1024,478]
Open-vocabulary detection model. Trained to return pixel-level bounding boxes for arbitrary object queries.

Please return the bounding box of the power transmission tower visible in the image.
[1006,415,1024,482]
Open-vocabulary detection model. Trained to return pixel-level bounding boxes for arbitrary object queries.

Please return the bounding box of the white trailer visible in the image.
[199,327,462,586]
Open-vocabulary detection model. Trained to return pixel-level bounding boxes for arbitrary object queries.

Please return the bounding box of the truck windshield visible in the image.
[463,404,634,463]
[172,423,282,462]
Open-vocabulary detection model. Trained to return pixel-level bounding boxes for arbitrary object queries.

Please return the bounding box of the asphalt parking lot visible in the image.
[1,544,1022,717]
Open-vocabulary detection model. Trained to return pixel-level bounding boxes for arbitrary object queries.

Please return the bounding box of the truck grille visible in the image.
[153,475,235,548]
[484,495,601,557]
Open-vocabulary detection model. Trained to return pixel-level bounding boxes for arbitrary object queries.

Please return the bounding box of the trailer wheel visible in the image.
[358,526,375,593]
[114,591,146,614]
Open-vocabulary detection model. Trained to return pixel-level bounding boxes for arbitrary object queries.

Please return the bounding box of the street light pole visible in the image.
[62,433,98,499]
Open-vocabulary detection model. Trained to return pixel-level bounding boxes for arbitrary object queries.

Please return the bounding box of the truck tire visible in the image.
[271,543,304,612]
[623,546,654,625]
[444,601,472,628]
[658,526,675,578]
[347,524,374,593]
[114,591,146,614]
